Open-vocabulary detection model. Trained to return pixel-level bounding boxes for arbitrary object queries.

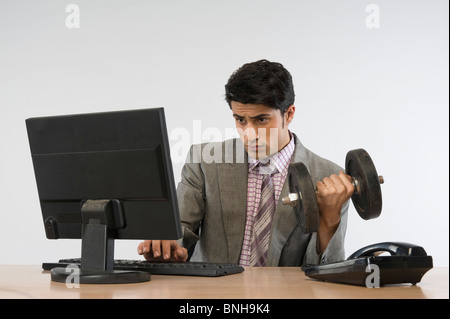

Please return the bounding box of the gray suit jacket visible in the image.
[176,133,348,266]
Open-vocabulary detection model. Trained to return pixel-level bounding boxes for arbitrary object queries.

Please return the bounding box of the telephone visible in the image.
[302,242,433,287]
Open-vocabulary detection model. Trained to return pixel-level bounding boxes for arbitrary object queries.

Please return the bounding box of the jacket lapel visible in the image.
[266,134,310,266]
[217,138,248,263]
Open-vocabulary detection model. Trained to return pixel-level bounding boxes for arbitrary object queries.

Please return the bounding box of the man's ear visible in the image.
[284,105,295,125]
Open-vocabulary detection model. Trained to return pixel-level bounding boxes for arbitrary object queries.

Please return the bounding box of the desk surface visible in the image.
[0,266,448,299]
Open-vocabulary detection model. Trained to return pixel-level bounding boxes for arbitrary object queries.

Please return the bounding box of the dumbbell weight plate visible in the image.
[345,149,382,220]
[286,162,320,233]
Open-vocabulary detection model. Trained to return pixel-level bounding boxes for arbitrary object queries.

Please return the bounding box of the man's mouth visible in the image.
[247,144,263,152]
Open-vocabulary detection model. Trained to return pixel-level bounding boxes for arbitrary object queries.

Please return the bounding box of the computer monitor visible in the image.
[26,107,182,284]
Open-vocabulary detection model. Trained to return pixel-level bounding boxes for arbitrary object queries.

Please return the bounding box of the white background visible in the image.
[0,0,448,267]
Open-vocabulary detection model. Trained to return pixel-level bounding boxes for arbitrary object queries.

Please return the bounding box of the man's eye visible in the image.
[257,118,269,123]
[235,118,246,124]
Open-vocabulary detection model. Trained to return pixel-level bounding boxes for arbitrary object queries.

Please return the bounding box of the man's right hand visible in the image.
[137,240,188,262]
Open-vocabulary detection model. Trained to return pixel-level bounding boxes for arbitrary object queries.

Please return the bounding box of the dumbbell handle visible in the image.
[282,175,384,207]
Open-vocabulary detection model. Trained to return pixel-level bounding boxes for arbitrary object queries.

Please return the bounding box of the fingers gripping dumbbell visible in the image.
[281,149,384,233]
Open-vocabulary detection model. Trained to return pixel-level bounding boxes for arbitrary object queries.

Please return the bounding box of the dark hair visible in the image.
[225,59,295,114]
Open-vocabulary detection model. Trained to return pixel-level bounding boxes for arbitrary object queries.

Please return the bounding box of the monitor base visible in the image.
[51,267,151,284]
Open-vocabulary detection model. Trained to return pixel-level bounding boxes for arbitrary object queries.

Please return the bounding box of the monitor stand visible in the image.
[50,199,150,284]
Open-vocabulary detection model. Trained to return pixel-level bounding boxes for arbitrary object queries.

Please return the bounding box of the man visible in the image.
[137,60,353,266]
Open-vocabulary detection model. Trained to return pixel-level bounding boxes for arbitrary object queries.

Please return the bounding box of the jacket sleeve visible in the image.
[175,144,206,251]
[303,200,348,265]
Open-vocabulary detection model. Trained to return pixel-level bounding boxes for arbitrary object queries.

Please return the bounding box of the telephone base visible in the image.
[302,255,433,287]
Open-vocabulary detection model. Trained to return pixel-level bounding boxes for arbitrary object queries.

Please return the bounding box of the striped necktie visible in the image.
[250,161,277,266]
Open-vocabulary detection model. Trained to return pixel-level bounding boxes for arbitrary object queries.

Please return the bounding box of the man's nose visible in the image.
[247,126,259,140]
[239,125,259,143]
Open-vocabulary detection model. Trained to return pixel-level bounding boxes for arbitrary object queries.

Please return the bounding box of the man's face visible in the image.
[231,101,295,159]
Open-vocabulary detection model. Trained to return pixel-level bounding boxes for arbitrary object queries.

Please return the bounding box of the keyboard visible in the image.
[42,258,245,277]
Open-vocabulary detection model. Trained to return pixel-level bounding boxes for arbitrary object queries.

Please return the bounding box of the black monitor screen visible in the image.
[26,107,182,241]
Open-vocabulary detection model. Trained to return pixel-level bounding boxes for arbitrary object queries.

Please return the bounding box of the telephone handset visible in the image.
[347,241,428,259]
[303,241,433,287]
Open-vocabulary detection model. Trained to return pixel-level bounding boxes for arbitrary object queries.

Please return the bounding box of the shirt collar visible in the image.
[248,131,295,174]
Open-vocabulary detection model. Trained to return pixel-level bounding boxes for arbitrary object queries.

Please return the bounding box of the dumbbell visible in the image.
[281,149,384,233]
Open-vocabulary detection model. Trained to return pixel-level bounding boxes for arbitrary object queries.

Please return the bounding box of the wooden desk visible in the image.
[0,266,448,299]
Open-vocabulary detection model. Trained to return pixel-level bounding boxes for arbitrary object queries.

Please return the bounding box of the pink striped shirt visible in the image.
[239,133,296,266]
